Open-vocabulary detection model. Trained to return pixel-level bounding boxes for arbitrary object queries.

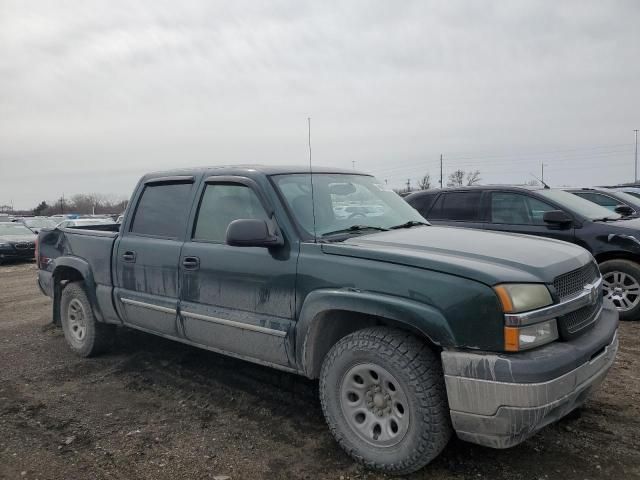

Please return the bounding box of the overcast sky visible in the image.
[1,1,639,209]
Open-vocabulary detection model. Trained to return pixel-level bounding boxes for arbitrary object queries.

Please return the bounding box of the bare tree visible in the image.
[447,170,465,187]
[466,170,481,186]
[418,173,431,190]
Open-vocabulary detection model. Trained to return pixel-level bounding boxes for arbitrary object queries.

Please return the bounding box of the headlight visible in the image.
[504,319,559,352]
[493,283,553,313]
[0,242,11,248]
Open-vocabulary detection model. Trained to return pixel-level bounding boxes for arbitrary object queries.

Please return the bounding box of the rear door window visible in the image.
[407,194,438,216]
[428,191,482,221]
[130,183,194,238]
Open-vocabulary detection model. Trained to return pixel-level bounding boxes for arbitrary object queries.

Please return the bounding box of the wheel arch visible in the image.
[594,250,640,265]
[52,257,103,325]
[296,289,455,379]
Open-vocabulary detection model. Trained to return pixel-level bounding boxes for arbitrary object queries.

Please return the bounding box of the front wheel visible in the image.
[319,327,451,475]
[60,281,115,356]
[600,259,640,321]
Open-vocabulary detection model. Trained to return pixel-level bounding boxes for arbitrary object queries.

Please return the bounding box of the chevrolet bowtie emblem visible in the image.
[584,283,598,304]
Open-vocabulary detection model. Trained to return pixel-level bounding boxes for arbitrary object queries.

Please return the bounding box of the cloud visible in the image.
[0,0,639,208]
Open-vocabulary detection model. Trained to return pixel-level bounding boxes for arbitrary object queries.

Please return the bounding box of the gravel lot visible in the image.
[1,262,639,480]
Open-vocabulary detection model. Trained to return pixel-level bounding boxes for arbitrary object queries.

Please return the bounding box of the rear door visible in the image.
[114,176,198,336]
[483,191,576,243]
[178,176,297,367]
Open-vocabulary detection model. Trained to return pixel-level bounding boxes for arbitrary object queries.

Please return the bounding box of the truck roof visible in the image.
[142,164,370,182]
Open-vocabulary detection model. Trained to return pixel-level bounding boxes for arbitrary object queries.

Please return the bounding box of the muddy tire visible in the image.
[319,327,451,475]
[60,281,115,357]
[600,259,640,321]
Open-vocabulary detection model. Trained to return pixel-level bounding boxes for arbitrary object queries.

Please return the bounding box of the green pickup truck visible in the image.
[37,166,618,475]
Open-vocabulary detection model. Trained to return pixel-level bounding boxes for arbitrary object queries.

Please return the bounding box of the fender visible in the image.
[52,256,105,323]
[295,288,456,377]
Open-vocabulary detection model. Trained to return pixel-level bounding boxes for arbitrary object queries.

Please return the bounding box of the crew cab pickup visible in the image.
[37,166,618,475]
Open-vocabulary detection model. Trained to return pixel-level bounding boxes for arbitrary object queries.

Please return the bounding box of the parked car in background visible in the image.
[0,214,13,223]
[608,186,640,200]
[406,186,640,320]
[37,166,618,474]
[17,216,57,234]
[56,218,117,229]
[565,187,640,218]
[0,223,37,264]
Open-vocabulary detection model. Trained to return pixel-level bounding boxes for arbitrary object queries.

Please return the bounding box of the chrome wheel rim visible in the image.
[603,271,640,312]
[340,363,409,447]
[67,299,87,342]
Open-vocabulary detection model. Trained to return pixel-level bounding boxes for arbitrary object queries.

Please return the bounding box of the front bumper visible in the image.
[0,249,35,261]
[441,302,618,448]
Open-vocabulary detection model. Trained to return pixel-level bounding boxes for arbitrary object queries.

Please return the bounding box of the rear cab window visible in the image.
[130,182,194,238]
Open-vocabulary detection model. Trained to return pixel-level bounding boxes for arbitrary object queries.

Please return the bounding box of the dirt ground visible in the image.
[0,262,638,480]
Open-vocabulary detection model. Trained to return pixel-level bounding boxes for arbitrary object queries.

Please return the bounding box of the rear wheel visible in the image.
[60,281,115,356]
[600,259,640,321]
[319,327,451,475]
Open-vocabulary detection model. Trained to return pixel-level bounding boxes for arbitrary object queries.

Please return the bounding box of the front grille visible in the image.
[553,262,603,339]
[557,295,603,338]
[553,262,600,300]
[14,242,35,250]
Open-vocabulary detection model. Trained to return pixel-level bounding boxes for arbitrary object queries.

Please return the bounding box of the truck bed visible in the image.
[38,225,120,292]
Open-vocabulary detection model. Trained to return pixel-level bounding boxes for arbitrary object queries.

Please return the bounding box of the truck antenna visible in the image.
[529,172,550,189]
[308,117,318,242]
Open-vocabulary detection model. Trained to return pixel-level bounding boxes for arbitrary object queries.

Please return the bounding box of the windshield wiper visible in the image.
[321,225,389,237]
[389,220,429,229]
[593,217,622,222]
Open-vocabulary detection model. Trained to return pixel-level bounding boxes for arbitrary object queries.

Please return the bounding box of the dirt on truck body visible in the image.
[1,262,640,480]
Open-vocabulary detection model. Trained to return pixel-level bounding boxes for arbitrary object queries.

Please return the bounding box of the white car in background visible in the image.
[56,218,117,229]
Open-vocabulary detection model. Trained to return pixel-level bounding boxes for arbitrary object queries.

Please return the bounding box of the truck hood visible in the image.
[321,226,592,285]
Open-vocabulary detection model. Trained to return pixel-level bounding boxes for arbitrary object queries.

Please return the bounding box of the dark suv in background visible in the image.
[406,186,640,320]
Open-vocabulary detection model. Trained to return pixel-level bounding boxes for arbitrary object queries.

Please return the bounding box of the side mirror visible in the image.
[226,219,283,248]
[614,204,635,217]
[543,210,573,225]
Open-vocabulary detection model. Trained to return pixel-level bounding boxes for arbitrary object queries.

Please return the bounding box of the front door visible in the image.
[483,191,576,243]
[114,178,197,336]
[178,178,297,367]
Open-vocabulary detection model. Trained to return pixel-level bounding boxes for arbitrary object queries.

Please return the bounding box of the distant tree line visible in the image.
[30,194,128,216]
[395,169,482,194]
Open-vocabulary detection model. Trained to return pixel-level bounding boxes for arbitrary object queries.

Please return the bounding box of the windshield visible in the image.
[538,189,621,220]
[25,218,56,228]
[0,224,34,236]
[273,173,428,238]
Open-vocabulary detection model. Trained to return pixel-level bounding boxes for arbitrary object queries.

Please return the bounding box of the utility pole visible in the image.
[406,178,411,193]
[439,154,443,188]
[635,129,638,183]
[352,160,356,170]
[541,162,547,184]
